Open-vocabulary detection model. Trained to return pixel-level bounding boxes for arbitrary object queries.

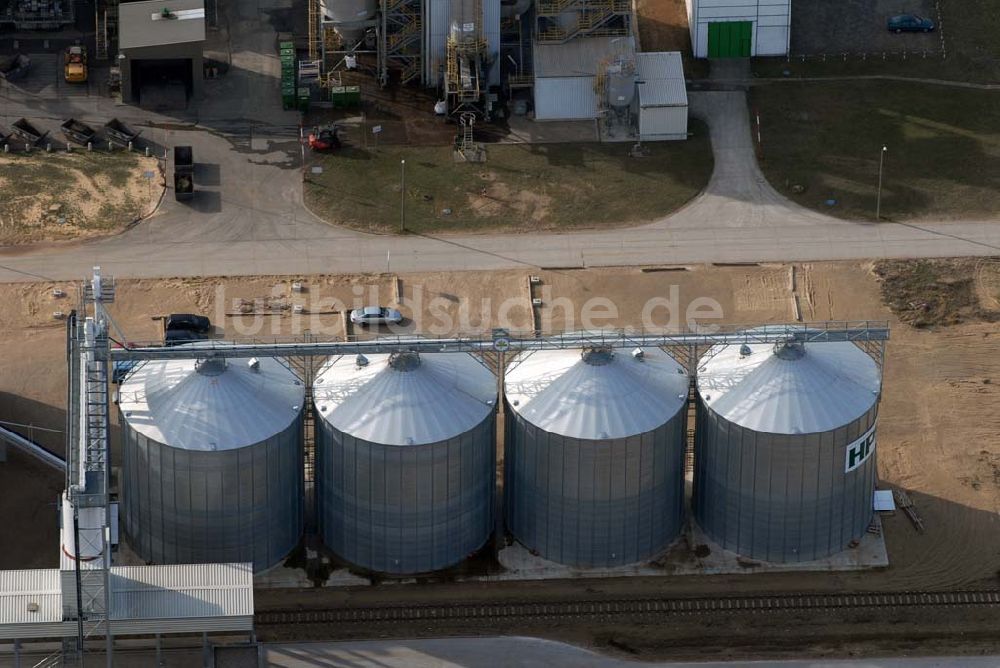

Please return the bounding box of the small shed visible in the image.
[636,51,688,141]
[118,0,206,105]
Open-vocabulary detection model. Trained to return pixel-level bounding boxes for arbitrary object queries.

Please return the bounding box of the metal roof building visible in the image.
[504,347,689,567]
[118,346,305,572]
[694,338,881,562]
[118,0,206,104]
[0,563,253,640]
[314,351,497,574]
[532,36,635,121]
[635,51,688,141]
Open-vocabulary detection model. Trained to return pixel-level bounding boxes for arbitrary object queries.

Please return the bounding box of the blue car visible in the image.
[887,14,935,32]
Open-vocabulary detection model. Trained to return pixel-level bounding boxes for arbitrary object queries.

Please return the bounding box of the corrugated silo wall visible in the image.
[120,416,304,572]
[693,401,879,562]
[316,414,496,574]
[504,408,687,567]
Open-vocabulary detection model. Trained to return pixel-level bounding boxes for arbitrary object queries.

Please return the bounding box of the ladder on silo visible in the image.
[685,375,696,474]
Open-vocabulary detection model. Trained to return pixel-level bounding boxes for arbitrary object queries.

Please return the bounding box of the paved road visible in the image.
[263,638,1000,668]
[1,3,997,282]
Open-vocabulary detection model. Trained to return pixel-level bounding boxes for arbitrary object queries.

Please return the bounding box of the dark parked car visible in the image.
[887,14,935,32]
[165,313,212,333]
[165,329,207,346]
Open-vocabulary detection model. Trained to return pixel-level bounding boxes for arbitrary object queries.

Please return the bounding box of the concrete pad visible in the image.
[501,116,600,144]
[494,515,887,582]
[262,638,1000,668]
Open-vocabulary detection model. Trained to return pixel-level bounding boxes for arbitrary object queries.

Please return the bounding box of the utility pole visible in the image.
[400,159,406,233]
[876,145,887,220]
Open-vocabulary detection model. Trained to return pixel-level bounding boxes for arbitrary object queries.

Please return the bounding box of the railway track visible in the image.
[256,590,1000,626]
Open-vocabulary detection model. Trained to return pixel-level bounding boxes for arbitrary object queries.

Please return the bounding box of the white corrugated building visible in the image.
[636,52,688,140]
[533,35,635,121]
[685,0,790,58]
[0,563,253,640]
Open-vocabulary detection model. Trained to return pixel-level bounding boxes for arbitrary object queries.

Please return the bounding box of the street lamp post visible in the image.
[876,145,887,220]
[400,159,406,233]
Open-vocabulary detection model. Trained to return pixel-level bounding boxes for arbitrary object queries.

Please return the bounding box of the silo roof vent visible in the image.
[581,346,614,366]
[388,351,421,371]
[773,339,805,360]
[195,356,227,376]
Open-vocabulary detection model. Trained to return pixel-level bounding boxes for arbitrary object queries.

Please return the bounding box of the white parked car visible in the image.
[350,306,403,326]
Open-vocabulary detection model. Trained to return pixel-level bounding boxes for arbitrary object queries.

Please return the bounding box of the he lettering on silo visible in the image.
[845,426,877,473]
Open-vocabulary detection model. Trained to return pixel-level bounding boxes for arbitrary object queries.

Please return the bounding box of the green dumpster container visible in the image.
[344,85,361,108]
[329,85,346,108]
[297,87,310,112]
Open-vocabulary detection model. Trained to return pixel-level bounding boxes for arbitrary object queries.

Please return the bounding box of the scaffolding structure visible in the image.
[1,0,75,30]
[378,0,422,86]
[534,0,629,44]
[443,0,491,117]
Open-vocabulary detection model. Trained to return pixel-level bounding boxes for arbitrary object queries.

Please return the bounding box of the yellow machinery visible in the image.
[64,45,88,83]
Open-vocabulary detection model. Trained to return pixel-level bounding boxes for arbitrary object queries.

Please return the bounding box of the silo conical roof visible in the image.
[118,343,305,451]
[313,351,496,446]
[505,347,689,440]
[697,340,881,434]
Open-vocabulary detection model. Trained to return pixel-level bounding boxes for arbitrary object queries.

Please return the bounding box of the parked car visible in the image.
[350,306,403,326]
[887,14,935,32]
[165,329,207,346]
[165,313,212,333]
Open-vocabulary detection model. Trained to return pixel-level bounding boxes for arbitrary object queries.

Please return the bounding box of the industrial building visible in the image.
[118,346,305,572]
[684,0,791,58]
[0,563,254,642]
[693,337,881,563]
[313,350,497,574]
[118,0,206,106]
[532,35,634,121]
[504,347,689,567]
[636,51,688,140]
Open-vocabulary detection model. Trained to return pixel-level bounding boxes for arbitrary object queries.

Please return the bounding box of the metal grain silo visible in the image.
[118,345,304,572]
[504,347,689,567]
[694,338,881,563]
[314,351,497,574]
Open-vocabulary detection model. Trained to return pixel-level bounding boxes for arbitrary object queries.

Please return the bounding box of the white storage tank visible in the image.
[118,345,305,572]
[314,350,497,574]
[322,0,377,44]
[694,337,881,562]
[504,346,689,567]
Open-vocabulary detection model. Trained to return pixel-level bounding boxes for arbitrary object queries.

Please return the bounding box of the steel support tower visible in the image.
[379,0,423,86]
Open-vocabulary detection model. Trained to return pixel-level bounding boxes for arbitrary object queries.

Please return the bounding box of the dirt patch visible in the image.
[872,258,1000,327]
[0,152,162,245]
[466,176,553,223]
[636,0,691,52]
[975,259,1000,310]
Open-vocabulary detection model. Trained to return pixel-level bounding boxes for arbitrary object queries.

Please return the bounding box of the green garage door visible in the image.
[708,21,752,58]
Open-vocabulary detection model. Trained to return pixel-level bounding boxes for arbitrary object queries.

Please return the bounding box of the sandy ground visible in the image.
[0,153,162,245]
[1,262,999,609]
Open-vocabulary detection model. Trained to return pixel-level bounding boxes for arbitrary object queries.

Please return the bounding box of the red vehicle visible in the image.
[307,125,341,151]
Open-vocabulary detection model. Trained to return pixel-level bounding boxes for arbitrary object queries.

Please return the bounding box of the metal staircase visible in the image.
[308,0,321,60]
[534,0,630,44]
[95,0,119,61]
[378,0,422,87]
[460,112,475,151]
